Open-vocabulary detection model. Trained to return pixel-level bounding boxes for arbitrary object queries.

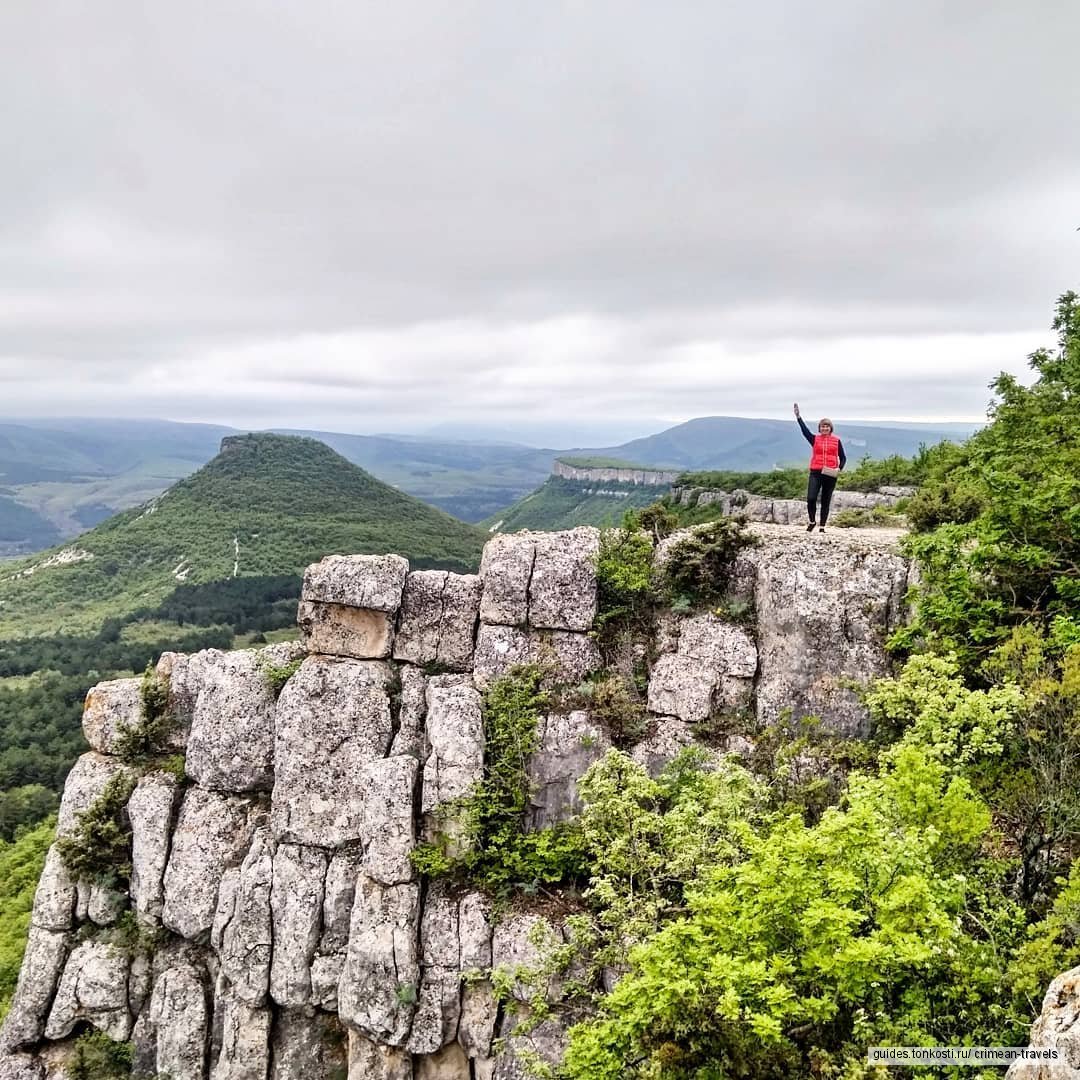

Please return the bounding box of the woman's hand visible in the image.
[793,403,800,418]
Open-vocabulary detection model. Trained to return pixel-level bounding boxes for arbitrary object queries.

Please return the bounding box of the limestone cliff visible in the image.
[0,524,911,1080]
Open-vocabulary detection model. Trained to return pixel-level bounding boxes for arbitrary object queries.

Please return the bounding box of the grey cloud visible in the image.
[0,0,1076,426]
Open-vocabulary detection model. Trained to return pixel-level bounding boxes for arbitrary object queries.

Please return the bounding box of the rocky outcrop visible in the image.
[672,484,914,525]
[0,525,913,1078]
[1007,965,1080,1078]
[552,461,680,486]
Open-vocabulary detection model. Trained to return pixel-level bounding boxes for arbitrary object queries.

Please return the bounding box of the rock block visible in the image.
[526,712,609,829]
[162,787,258,940]
[82,677,143,755]
[646,654,716,723]
[528,528,599,632]
[338,876,420,1046]
[422,678,484,818]
[44,941,131,1042]
[302,554,409,611]
[479,534,535,626]
[128,771,180,923]
[272,657,394,847]
[183,649,278,793]
[298,601,396,660]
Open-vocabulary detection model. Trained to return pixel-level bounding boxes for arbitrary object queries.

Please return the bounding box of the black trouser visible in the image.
[807,470,837,525]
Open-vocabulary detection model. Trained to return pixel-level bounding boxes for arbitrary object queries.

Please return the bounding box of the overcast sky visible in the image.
[1,1,1077,441]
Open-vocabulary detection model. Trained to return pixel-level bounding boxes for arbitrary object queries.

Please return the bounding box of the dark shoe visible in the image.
[819,526,826,534]
[806,523,816,532]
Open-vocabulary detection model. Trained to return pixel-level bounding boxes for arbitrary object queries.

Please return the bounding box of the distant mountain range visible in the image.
[0,415,976,555]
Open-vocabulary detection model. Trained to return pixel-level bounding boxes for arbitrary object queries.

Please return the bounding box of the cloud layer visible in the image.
[2,1,1076,433]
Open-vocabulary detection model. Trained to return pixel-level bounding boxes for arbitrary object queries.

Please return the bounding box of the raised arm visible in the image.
[796,415,815,446]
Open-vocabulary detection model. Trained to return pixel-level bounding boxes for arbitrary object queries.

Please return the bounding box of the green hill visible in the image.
[485,475,669,533]
[0,433,485,637]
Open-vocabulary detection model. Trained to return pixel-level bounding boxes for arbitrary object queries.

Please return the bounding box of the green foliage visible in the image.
[91,910,165,956]
[562,747,1024,1079]
[0,785,58,842]
[0,817,53,1020]
[567,674,648,748]
[748,712,873,824]
[899,293,1080,668]
[56,772,136,887]
[594,521,656,639]
[676,468,808,499]
[632,502,678,543]
[113,664,177,765]
[411,666,588,898]
[660,518,757,608]
[866,653,1023,767]
[260,655,303,697]
[69,1029,133,1080]
[830,506,905,529]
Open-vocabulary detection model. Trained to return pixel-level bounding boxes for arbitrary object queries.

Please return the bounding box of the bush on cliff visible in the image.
[899,291,1080,669]
[563,746,1026,1080]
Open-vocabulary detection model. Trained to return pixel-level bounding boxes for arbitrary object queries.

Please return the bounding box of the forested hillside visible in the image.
[0,434,484,840]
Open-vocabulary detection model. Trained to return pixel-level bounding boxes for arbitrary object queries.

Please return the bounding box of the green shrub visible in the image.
[56,772,137,886]
[562,746,1024,1079]
[567,674,648,747]
[830,506,905,529]
[260,655,303,698]
[631,502,678,543]
[411,666,588,898]
[660,518,757,609]
[69,1029,133,1080]
[0,817,53,1021]
[113,664,176,765]
[594,520,656,640]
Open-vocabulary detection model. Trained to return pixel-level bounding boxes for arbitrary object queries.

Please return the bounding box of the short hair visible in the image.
[819,418,833,429]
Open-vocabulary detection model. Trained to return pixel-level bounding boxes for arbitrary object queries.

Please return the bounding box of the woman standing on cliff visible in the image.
[793,403,846,532]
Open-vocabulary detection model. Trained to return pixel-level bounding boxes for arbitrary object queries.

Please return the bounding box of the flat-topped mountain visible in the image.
[0,434,485,637]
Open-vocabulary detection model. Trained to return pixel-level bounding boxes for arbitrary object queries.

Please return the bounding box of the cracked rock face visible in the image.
[338,875,420,1046]
[527,712,610,829]
[472,626,601,690]
[210,981,271,1080]
[271,1010,349,1080]
[128,770,180,922]
[30,847,76,933]
[749,538,910,736]
[528,528,600,632]
[272,656,394,847]
[1007,964,1080,1078]
[212,827,274,1005]
[479,534,536,627]
[298,600,397,660]
[0,928,69,1051]
[269,842,327,1007]
[422,678,484,823]
[303,554,410,611]
[184,648,279,793]
[162,787,259,940]
[4,526,921,1079]
[44,940,131,1042]
[394,571,482,670]
[143,959,209,1080]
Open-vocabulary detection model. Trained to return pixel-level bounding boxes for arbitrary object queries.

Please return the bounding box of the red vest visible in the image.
[810,433,840,471]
